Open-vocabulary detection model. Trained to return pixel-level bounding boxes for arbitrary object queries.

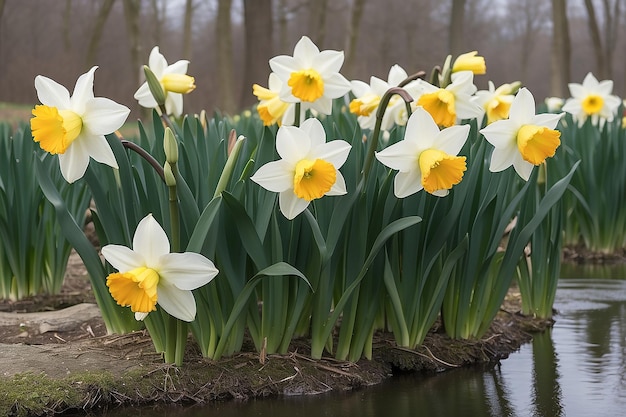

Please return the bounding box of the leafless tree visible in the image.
[550,0,571,97]
[86,0,116,68]
[344,0,366,77]
[240,0,273,109]
[449,0,466,56]
[183,0,194,59]
[216,0,236,114]
[123,0,141,90]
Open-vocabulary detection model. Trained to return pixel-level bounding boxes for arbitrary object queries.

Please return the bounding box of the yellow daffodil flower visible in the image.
[375,107,470,197]
[349,64,420,131]
[253,73,292,126]
[102,214,219,322]
[415,71,484,128]
[134,46,195,117]
[473,81,520,126]
[269,36,351,115]
[452,51,486,75]
[30,66,130,183]
[480,88,563,181]
[561,72,621,128]
[250,118,351,219]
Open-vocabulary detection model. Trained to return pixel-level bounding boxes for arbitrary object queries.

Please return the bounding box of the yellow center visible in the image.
[293,158,336,201]
[106,266,160,313]
[516,125,561,165]
[288,69,324,102]
[581,94,604,115]
[30,105,82,155]
[486,97,511,124]
[418,148,467,194]
[417,89,456,127]
[161,73,196,94]
[349,94,381,117]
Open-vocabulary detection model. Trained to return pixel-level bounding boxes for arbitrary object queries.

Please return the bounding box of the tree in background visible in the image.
[550,0,571,97]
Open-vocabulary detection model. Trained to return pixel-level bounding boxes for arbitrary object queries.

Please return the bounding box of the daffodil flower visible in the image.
[452,51,486,75]
[250,118,351,219]
[269,36,351,115]
[480,88,563,181]
[253,73,293,126]
[349,64,420,131]
[375,107,470,197]
[561,72,621,128]
[545,97,564,113]
[472,81,519,126]
[30,66,130,183]
[134,46,195,117]
[102,214,219,322]
[415,71,484,128]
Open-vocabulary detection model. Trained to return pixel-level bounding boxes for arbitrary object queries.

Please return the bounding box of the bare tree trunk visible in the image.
[277,0,289,52]
[550,0,571,97]
[183,0,194,59]
[448,0,466,56]
[86,0,116,68]
[344,0,366,77]
[123,0,141,90]
[602,0,621,80]
[307,0,328,47]
[216,0,236,114]
[151,0,164,46]
[240,0,273,109]
[583,0,606,78]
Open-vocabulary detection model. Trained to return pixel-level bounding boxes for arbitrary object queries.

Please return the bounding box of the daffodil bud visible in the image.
[164,161,176,186]
[143,65,166,106]
[452,51,486,75]
[162,73,196,94]
[163,127,178,164]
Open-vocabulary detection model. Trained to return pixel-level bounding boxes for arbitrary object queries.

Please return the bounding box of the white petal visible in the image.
[165,93,184,117]
[71,66,97,113]
[276,125,310,162]
[375,140,419,172]
[148,46,167,77]
[405,107,440,146]
[388,64,409,85]
[567,83,586,99]
[135,312,149,321]
[165,60,189,75]
[530,113,564,130]
[394,169,423,198]
[434,124,470,155]
[279,190,309,220]
[489,147,517,173]
[158,252,219,290]
[57,138,91,183]
[133,214,170,266]
[351,80,371,97]
[269,55,297,80]
[513,156,534,181]
[157,284,197,322]
[293,36,320,65]
[35,76,71,109]
[508,88,535,124]
[597,79,614,96]
[84,134,118,168]
[322,73,352,99]
[250,160,294,192]
[82,97,130,135]
[313,140,351,168]
[309,97,333,115]
[480,119,518,149]
[454,98,484,121]
[313,50,345,75]
[300,118,326,149]
[101,244,144,272]
[326,171,347,196]
[134,83,159,108]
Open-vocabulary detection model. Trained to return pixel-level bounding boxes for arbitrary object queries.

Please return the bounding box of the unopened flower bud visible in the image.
[162,73,196,94]
[164,161,176,186]
[452,51,486,75]
[143,65,166,106]
[163,127,178,164]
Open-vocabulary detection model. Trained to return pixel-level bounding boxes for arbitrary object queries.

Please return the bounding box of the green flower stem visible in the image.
[397,71,426,88]
[294,102,301,127]
[167,162,180,253]
[361,87,414,182]
[120,139,165,183]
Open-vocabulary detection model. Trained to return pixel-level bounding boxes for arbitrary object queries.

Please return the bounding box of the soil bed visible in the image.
[0,252,553,417]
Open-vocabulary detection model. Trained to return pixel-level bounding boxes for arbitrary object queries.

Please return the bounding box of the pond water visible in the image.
[105,264,626,417]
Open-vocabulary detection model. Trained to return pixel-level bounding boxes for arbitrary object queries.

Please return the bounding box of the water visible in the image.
[105,266,626,417]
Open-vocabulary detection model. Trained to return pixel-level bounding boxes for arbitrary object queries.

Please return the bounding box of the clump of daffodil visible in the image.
[250,118,351,219]
[472,81,521,126]
[452,51,486,75]
[349,64,420,131]
[102,214,219,322]
[252,73,292,126]
[269,36,351,115]
[561,72,621,128]
[134,46,196,117]
[415,71,484,128]
[30,66,130,183]
[375,107,470,197]
[480,88,563,181]
[545,97,564,113]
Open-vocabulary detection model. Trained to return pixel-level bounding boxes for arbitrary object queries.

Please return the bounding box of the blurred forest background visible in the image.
[0,0,624,118]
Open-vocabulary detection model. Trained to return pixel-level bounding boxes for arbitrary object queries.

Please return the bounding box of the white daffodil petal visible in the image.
[327,171,347,196]
[388,64,409,85]
[135,312,149,321]
[293,36,319,63]
[489,146,518,173]
[434,124,470,155]
[101,244,144,272]
[159,252,219,291]
[531,113,564,130]
[276,125,310,161]
[148,46,167,76]
[134,83,159,108]
[165,93,184,118]
[394,169,423,198]
[513,157,534,181]
[165,60,190,75]
[480,119,517,148]
[300,118,327,149]
[34,76,71,109]
[250,160,294,192]
[71,66,97,112]
[269,56,297,80]
[279,190,310,220]
[310,97,333,115]
[314,140,351,168]
[82,97,130,135]
[375,140,419,172]
[57,139,91,183]
[313,50,345,75]
[84,134,118,169]
[405,107,440,146]
[133,215,170,265]
[322,73,352,99]
[157,284,197,322]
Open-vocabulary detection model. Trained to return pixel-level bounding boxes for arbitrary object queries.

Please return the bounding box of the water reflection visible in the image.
[103,270,626,417]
